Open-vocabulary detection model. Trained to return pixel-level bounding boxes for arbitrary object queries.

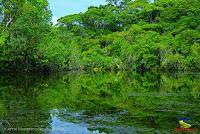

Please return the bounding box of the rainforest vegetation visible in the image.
[0,0,199,72]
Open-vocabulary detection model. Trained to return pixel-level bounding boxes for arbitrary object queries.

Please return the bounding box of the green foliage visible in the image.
[0,0,51,72]
[55,0,199,72]
[37,37,67,70]
[162,53,183,71]
[0,0,199,72]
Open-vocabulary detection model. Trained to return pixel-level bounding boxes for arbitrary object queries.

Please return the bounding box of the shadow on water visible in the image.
[0,72,199,134]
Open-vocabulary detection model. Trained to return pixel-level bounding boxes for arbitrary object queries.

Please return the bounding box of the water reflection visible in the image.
[49,109,105,134]
[0,72,199,133]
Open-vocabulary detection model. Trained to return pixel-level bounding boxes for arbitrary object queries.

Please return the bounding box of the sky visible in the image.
[48,0,107,24]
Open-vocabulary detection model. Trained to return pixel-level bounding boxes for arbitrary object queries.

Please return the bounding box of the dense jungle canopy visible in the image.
[0,0,199,72]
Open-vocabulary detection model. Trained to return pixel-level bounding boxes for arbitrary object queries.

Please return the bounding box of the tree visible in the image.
[0,0,51,71]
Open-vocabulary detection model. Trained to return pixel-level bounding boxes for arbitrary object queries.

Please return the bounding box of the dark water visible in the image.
[0,72,199,134]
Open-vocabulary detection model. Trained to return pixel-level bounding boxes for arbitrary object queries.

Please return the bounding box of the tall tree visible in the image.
[0,0,51,71]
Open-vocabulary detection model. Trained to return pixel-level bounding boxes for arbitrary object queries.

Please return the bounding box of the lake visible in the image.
[0,72,199,134]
